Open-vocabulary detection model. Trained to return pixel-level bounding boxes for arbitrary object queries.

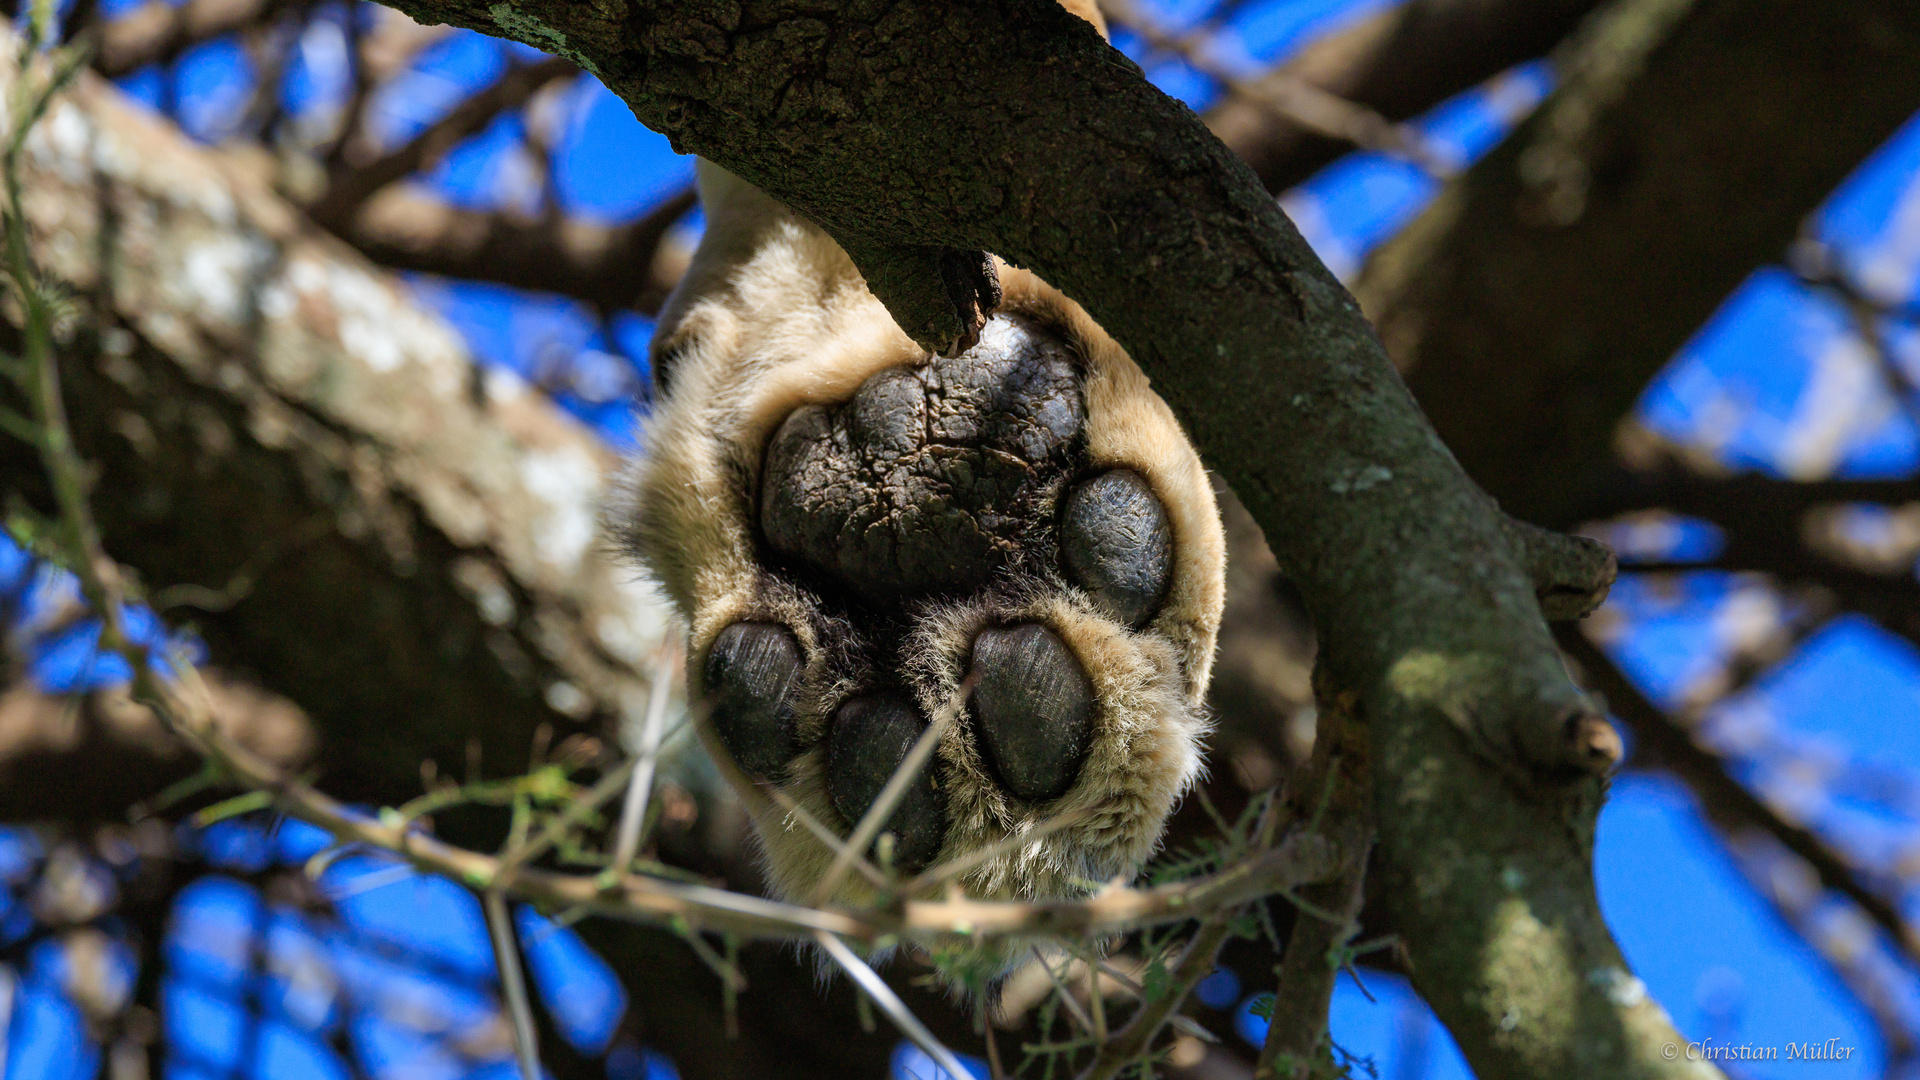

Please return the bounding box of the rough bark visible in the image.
[1359,0,1920,528]
[1204,0,1607,192]
[315,0,1706,1076]
[0,56,676,807]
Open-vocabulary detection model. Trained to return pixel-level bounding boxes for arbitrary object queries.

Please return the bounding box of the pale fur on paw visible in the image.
[615,161,1225,910]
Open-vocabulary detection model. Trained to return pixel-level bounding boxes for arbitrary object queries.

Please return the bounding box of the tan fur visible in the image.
[614,153,1225,912]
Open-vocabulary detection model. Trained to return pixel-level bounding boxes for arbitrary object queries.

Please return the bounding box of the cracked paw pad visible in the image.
[759,317,1084,603]
[629,263,1223,906]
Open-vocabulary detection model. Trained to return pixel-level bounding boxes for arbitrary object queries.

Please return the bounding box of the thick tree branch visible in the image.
[0,674,312,820]
[0,55,677,808]
[341,183,696,313]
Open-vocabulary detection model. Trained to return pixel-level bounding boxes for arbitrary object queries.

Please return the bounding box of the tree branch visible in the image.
[1721,831,1920,1069]
[306,55,578,229]
[340,183,696,313]
[1557,627,1920,968]
[1577,468,1920,525]
[1255,701,1371,1080]
[1202,0,1606,191]
[92,0,304,79]
[0,52,679,809]
[0,674,312,820]
[1360,0,1920,529]
[1101,0,1454,178]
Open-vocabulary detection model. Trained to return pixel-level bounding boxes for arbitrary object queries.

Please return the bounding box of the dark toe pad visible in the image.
[759,316,1084,604]
[705,622,805,782]
[1060,469,1173,628]
[826,691,949,871]
[969,624,1095,803]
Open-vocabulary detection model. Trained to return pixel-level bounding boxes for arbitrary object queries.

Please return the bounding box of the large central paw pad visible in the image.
[628,273,1224,905]
[760,319,1085,603]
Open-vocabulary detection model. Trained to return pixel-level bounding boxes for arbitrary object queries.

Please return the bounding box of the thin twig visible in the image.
[1094,960,1217,1043]
[1029,945,1097,1036]
[611,645,677,875]
[0,964,15,1080]
[1077,917,1237,1080]
[674,917,747,992]
[765,783,891,890]
[483,891,543,1080]
[323,861,416,901]
[981,1001,1006,1080]
[306,55,577,228]
[904,806,1092,892]
[814,930,975,1079]
[495,756,637,877]
[1083,949,1107,1043]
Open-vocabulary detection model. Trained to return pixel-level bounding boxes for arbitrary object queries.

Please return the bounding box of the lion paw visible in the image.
[621,179,1223,906]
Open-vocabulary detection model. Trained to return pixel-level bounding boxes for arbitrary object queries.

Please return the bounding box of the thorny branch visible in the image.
[1079,791,1288,1080]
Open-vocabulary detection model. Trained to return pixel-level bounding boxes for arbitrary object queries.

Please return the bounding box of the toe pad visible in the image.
[827,690,949,871]
[1060,469,1173,627]
[704,622,805,782]
[969,623,1095,804]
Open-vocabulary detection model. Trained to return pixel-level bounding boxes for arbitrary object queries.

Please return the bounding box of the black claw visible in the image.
[826,691,948,871]
[969,624,1095,803]
[1060,469,1173,627]
[704,623,805,782]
